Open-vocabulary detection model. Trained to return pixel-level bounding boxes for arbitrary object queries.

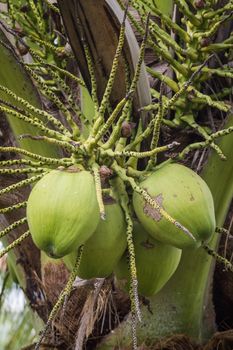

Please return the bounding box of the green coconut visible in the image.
[133,163,216,249]
[115,222,182,297]
[63,196,127,278]
[27,167,100,258]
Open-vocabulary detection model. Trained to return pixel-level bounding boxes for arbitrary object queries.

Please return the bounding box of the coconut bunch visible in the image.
[0,1,233,349]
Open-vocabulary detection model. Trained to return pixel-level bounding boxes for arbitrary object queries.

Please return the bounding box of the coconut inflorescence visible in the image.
[0,6,217,306]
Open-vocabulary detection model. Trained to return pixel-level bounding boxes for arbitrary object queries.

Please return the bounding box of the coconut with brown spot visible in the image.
[133,163,216,249]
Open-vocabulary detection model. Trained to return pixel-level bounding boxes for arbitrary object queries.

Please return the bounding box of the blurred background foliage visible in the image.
[0,243,43,350]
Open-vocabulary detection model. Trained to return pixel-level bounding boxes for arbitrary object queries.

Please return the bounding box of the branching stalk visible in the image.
[0,231,30,259]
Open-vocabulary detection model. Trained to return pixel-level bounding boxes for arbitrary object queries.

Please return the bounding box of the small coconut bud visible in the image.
[200,37,211,47]
[99,166,113,182]
[16,41,29,56]
[121,121,136,138]
[194,0,206,9]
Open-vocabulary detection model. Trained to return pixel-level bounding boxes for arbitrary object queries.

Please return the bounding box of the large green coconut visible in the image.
[133,163,216,249]
[115,222,182,297]
[27,167,100,258]
[63,196,127,278]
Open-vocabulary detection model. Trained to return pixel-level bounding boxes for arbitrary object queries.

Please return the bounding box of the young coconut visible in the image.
[115,222,182,297]
[133,163,216,249]
[27,166,100,258]
[63,195,127,278]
